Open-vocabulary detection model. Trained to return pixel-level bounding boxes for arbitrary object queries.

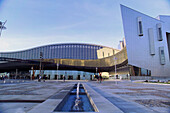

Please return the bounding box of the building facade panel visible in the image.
[121,5,170,77]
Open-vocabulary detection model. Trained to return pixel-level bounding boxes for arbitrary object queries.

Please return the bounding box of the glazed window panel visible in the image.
[157,23,163,41]
[29,50,31,59]
[54,46,57,59]
[57,46,59,58]
[19,52,21,59]
[148,28,155,55]
[43,47,46,59]
[47,46,49,59]
[41,47,44,59]
[24,51,27,59]
[51,46,53,58]
[159,47,165,65]
[77,46,80,59]
[37,48,40,59]
[9,53,11,58]
[137,17,143,36]
[32,49,35,59]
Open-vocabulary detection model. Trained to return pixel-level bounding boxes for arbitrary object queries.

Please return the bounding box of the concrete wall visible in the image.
[97,47,120,59]
[97,48,114,59]
[121,5,170,77]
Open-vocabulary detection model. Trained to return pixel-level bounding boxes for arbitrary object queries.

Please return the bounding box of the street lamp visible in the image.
[114,56,117,77]
[56,63,59,80]
[15,68,18,80]
[31,67,33,80]
[96,67,98,75]
[39,52,43,82]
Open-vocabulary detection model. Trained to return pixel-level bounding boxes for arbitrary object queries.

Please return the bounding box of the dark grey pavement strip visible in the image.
[0,100,44,103]
[87,83,157,113]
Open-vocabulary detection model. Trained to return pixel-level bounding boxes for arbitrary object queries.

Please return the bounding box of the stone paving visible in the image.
[0,80,75,113]
[87,80,170,113]
[0,80,169,113]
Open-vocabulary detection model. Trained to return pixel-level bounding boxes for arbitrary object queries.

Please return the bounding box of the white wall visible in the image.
[121,5,170,77]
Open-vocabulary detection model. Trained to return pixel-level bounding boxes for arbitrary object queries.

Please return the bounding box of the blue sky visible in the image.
[0,0,170,52]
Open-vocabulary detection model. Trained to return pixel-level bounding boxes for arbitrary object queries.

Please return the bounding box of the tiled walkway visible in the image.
[87,81,170,113]
[0,80,169,113]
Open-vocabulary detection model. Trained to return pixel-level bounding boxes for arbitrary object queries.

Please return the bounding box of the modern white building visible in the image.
[121,5,170,78]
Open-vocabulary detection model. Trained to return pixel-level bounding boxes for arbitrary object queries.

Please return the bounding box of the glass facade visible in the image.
[0,43,105,60]
[32,70,94,80]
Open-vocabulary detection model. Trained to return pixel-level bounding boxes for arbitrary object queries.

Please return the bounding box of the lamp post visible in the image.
[96,67,98,77]
[114,56,118,80]
[31,67,33,80]
[56,63,59,80]
[114,56,117,76]
[15,69,18,80]
[114,56,118,84]
[95,67,99,80]
[39,52,43,82]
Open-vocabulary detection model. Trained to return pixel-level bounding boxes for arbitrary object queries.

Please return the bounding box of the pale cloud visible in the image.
[0,38,10,51]
[50,21,88,30]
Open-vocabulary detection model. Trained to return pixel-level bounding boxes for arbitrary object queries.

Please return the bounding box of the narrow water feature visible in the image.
[54,83,95,112]
[72,83,82,111]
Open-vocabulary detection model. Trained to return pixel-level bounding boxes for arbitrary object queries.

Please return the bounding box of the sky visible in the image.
[0,0,170,52]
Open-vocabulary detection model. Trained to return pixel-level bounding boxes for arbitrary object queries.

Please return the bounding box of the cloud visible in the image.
[0,38,10,51]
[50,21,88,30]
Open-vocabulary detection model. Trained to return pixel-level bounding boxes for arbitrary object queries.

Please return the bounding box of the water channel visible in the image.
[54,83,95,112]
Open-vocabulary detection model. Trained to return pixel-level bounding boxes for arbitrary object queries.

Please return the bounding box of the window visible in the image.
[139,22,143,34]
[137,17,143,36]
[161,50,164,55]
[157,23,163,41]
[159,47,165,65]
[166,33,170,61]
[148,28,155,55]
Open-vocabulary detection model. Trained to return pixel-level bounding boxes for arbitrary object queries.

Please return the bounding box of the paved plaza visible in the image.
[0,80,169,113]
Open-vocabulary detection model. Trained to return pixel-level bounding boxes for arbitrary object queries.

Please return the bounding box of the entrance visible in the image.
[77,75,80,80]
[90,75,92,80]
[48,75,50,80]
[54,75,58,80]
[68,75,73,80]
[60,75,63,80]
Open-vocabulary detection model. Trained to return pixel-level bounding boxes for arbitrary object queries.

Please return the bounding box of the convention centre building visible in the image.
[0,43,121,80]
[0,5,170,80]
